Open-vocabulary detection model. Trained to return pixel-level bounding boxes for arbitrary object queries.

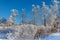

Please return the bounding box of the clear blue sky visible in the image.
[0,0,51,19]
[0,0,60,24]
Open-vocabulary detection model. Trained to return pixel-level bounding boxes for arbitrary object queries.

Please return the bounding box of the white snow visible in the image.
[49,33,60,36]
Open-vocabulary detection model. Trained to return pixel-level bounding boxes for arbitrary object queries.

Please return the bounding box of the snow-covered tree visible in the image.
[41,2,49,26]
[0,17,7,24]
[21,8,27,24]
[8,9,18,26]
[47,0,59,27]
[31,4,37,25]
[31,4,41,25]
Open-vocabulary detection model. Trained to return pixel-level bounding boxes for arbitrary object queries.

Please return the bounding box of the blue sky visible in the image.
[0,0,51,19]
[0,0,60,24]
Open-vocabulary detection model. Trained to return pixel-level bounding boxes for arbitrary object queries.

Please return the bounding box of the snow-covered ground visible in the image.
[0,24,39,40]
[0,24,60,40]
[39,33,60,40]
[50,33,60,36]
[0,33,60,40]
[0,24,58,40]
